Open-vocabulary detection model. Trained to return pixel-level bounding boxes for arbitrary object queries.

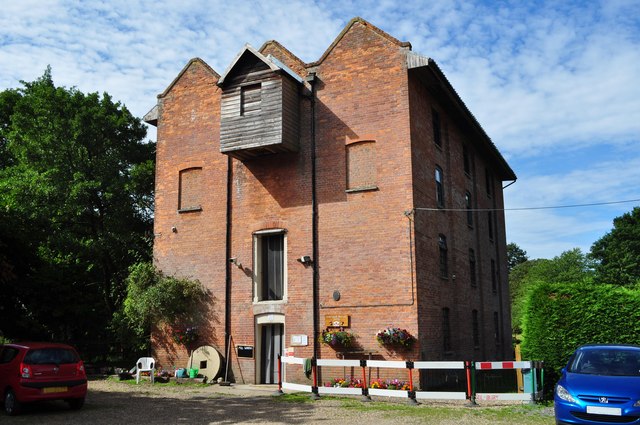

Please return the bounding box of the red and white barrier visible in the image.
[279,355,543,404]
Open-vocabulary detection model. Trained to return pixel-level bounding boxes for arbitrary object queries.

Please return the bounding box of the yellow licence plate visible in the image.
[43,387,68,394]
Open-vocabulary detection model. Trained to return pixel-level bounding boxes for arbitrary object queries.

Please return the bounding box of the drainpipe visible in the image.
[306,71,319,361]
[224,156,233,373]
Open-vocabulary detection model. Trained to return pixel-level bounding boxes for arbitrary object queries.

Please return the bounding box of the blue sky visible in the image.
[1,0,639,259]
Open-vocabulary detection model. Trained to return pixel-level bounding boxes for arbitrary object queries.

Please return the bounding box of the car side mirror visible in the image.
[561,367,566,374]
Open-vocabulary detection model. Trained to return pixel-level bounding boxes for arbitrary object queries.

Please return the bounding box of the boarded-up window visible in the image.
[241,83,261,115]
[346,141,376,190]
[179,167,202,211]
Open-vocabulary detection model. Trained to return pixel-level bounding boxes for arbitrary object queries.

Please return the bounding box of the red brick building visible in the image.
[145,17,516,385]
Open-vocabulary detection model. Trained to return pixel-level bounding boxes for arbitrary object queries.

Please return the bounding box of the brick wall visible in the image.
[150,18,513,384]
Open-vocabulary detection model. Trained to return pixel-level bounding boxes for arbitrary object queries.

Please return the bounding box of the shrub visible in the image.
[521,281,640,394]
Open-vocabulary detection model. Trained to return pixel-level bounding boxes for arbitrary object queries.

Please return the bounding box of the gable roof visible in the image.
[259,40,307,76]
[158,57,219,99]
[217,44,303,87]
[308,17,411,67]
[406,51,516,181]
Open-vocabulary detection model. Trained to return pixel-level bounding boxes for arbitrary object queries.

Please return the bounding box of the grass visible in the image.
[273,393,555,424]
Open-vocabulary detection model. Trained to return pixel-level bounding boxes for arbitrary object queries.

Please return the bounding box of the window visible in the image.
[241,83,261,115]
[346,141,377,191]
[442,307,451,352]
[469,249,477,287]
[439,234,448,278]
[485,168,493,198]
[465,192,473,227]
[254,231,286,302]
[491,259,497,293]
[432,108,442,148]
[0,347,19,363]
[178,167,203,211]
[472,310,480,348]
[488,211,494,241]
[493,312,500,346]
[435,166,445,208]
[463,146,471,176]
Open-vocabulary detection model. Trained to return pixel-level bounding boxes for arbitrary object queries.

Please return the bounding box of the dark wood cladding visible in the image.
[219,54,300,160]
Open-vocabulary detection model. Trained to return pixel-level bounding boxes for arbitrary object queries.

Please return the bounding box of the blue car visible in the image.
[555,344,640,424]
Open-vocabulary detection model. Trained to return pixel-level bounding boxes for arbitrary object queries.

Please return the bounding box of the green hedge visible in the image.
[521,282,640,391]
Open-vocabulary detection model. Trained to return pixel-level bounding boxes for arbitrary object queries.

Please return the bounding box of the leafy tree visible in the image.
[507,242,528,272]
[118,262,208,351]
[0,68,154,358]
[590,206,640,286]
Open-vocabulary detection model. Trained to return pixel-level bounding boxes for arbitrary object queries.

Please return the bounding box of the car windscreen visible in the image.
[23,348,80,365]
[569,348,640,376]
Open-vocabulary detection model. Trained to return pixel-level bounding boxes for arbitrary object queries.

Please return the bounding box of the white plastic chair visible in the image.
[135,357,155,384]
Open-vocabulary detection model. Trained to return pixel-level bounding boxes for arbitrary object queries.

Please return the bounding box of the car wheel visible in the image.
[4,389,22,416]
[67,397,85,410]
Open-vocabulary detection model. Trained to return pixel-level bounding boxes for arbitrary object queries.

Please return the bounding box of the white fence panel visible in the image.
[415,391,467,400]
[282,382,312,393]
[368,388,409,398]
[318,386,363,396]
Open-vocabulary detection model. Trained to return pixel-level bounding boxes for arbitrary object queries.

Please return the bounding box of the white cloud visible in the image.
[1,0,638,259]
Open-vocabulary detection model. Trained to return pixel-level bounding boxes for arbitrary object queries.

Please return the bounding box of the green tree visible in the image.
[117,262,208,351]
[509,249,593,333]
[0,68,155,357]
[590,206,640,286]
[507,242,528,272]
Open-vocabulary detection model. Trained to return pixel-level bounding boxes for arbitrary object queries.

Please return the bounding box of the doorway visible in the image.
[259,323,283,384]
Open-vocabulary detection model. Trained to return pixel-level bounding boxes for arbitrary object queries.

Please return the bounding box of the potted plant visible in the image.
[376,327,415,350]
[172,326,199,347]
[321,327,355,350]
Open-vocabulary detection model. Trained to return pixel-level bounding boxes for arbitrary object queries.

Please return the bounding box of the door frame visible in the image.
[255,313,285,384]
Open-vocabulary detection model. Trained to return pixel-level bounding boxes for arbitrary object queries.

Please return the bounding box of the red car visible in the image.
[0,342,88,415]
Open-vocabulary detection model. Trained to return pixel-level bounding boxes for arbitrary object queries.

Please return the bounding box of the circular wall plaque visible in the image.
[333,290,341,301]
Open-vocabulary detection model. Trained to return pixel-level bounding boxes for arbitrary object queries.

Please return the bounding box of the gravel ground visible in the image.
[2,378,555,424]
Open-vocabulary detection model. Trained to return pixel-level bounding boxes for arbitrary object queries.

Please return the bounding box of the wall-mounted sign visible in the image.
[237,345,254,358]
[324,315,350,328]
[290,334,308,346]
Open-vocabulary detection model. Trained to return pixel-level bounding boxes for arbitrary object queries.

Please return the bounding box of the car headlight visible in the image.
[556,384,576,403]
